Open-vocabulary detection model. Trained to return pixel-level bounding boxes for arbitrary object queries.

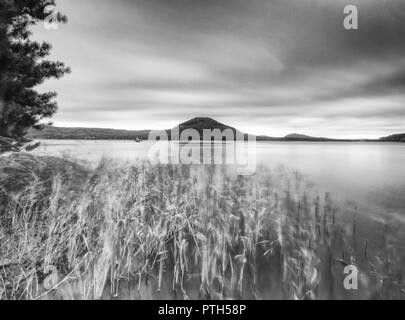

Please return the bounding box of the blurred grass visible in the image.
[0,153,404,300]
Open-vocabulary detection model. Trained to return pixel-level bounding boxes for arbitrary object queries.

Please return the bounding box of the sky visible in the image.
[32,0,405,138]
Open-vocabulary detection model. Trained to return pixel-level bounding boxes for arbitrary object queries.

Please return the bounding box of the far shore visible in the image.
[34,137,404,143]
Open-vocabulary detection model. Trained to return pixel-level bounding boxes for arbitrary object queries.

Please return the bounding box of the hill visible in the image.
[29,117,247,141]
[28,126,150,140]
[282,133,343,142]
[171,117,245,140]
[28,117,403,142]
[285,133,314,139]
[379,133,405,142]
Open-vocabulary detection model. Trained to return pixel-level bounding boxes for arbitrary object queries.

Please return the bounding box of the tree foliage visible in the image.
[0,0,69,152]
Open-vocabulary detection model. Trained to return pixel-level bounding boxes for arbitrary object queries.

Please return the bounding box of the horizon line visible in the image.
[35,118,405,140]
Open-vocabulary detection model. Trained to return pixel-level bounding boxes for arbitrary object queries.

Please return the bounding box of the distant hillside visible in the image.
[29,127,150,140]
[28,117,402,142]
[379,133,405,142]
[283,133,340,141]
[258,133,356,142]
[285,133,313,139]
[172,117,245,140]
[29,117,248,141]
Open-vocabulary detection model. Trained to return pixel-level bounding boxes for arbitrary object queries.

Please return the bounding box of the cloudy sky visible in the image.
[33,0,405,138]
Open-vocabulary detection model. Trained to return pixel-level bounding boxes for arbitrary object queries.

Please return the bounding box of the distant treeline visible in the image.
[29,127,151,140]
[379,133,405,142]
[28,117,405,142]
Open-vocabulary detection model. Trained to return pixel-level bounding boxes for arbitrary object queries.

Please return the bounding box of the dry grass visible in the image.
[0,153,404,300]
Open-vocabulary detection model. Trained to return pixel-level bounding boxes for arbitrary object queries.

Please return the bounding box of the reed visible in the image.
[0,153,404,300]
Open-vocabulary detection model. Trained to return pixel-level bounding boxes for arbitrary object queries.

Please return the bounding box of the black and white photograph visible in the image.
[1,0,405,305]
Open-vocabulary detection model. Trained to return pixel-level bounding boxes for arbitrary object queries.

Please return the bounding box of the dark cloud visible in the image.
[366,69,405,94]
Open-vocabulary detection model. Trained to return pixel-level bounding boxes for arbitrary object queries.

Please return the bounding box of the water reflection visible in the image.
[35,140,405,216]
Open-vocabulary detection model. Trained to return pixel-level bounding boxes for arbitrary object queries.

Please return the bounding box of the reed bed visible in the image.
[0,153,404,300]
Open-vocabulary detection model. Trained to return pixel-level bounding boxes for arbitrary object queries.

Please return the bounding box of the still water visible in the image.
[35,140,405,217]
